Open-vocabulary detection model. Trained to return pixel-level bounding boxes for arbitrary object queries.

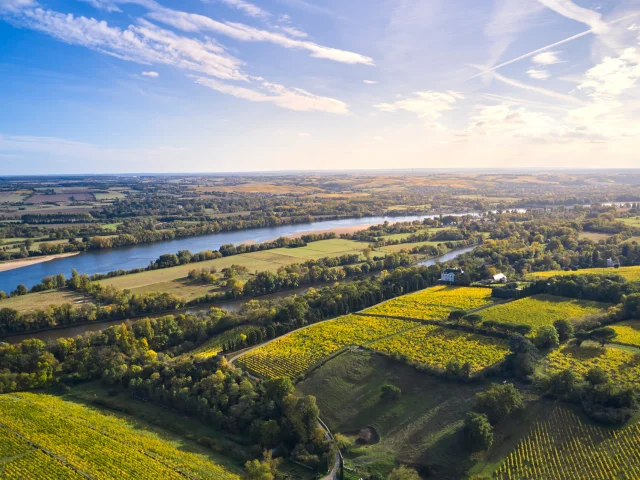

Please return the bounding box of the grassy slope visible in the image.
[528,265,640,282]
[296,350,489,479]
[0,288,91,312]
[101,239,368,293]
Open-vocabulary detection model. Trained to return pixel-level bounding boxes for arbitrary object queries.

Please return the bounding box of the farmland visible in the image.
[184,325,264,360]
[479,294,611,333]
[238,315,416,379]
[529,266,640,282]
[544,345,640,391]
[610,320,640,347]
[0,288,90,312]
[100,238,369,294]
[369,324,509,373]
[0,392,241,479]
[494,406,640,479]
[363,285,495,320]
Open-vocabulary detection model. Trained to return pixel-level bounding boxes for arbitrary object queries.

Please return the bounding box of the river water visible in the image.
[0,213,477,293]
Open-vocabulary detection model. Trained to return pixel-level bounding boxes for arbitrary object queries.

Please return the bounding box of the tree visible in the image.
[380,384,401,401]
[553,319,574,342]
[13,284,28,296]
[590,327,616,347]
[244,451,281,480]
[534,325,560,350]
[585,366,609,386]
[548,369,580,397]
[387,465,421,480]
[475,383,524,424]
[449,310,467,324]
[265,377,294,404]
[464,412,494,452]
[333,433,353,451]
[463,314,483,331]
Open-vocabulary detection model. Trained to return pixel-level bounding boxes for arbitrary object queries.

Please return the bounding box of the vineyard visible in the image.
[545,345,640,390]
[610,320,640,347]
[363,286,494,320]
[369,325,509,373]
[479,294,610,334]
[238,315,416,379]
[528,266,640,282]
[0,393,241,479]
[495,406,640,479]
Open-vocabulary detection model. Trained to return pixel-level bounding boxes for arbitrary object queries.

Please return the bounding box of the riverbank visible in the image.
[0,252,80,273]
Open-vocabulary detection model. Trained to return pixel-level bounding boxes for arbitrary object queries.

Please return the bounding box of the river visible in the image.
[1,245,479,344]
[0,213,480,293]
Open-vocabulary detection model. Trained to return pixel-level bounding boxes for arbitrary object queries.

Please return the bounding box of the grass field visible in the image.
[0,288,91,312]
[101,222,123,231]
[528,266,640,282]
[0,392,241,479]
[363,286,495,320]
[378,227,445,241]
[610,320,640,347]
[578,231,612,241]
[369,324,509,373]
[296,350,489,479]
[618,217,640,228]
[378,240,442,253]
[238,315,416,379]
[544,344,640,391]
[494,405,640,479]
[101,239,369,294]
[479,295,610,334]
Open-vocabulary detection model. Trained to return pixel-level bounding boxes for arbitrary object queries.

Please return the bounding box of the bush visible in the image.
[475,383,524,424]
[553,319,574,342]
[534,325,560,350]
[380,384,401,401]
[464,412,494,452]
[387,466,421,480]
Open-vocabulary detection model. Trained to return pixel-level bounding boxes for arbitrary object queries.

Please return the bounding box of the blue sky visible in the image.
[1,0,639,174]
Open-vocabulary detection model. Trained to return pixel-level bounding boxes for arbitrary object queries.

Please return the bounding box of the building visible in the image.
[441,268,464,283]
[606,258,615,267]
[493,273,508,283]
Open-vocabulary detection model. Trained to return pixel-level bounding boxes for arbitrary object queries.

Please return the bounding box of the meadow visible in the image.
[0,288,90,312]
[369,325,509,373]
[610,320,640,347]
[0,392,241,479]
[528,266,640,282]
[378,240,442,253]
[544,345,640,391]
[363,285,495,320]
[494,406,640,479]
[238,315,416,379]
[101,238,369,294]
[479,295,610,333]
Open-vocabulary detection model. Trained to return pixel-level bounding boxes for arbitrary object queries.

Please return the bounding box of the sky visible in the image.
[1,0,640,174]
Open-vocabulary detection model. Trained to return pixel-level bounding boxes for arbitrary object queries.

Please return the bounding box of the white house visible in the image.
[493,273,508,283]
[441,268,464,283]
[606,258,614,267]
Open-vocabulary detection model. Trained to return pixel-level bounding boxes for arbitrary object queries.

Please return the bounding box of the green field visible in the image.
[101,222,123,231]
[0,392,241,479]
[379,227,445,241]
[578,231,612,241]
[610,320,640,347]
[101,239,369,293]
[378,240,442,253]
[296,350,489,479]
[479,295,611,333]
[0,288,91,312]
[618,217,640,228]
[528,266,640,282]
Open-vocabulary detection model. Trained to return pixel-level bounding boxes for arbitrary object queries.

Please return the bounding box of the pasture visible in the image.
[0,392,241,479]
[479,295,610,333]
[0,289,90,313]
[101,238,369,293]
[296,350,489,479]
[528,266,640,282]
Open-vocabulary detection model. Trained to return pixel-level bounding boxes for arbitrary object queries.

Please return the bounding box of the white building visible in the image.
[606,258,614,267]
[441,268,464,283]
[493,273,508,283]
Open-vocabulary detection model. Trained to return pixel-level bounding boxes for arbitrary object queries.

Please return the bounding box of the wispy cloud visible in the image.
[216,0,271,21]
[142,70,159,77]
[489,70,585,104]
[363,80,377,84]
[533,51,562,65]
[194,76,349,113]
[375,91,463,128]
[527,68,550,79]
[535,0,608,34]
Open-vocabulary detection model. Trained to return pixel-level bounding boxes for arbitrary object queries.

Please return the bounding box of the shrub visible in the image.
[475,383,524,424]
[464,412,494,452]
[380,384,401,401]
[553,319,574,342]
[534,325,560,350]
